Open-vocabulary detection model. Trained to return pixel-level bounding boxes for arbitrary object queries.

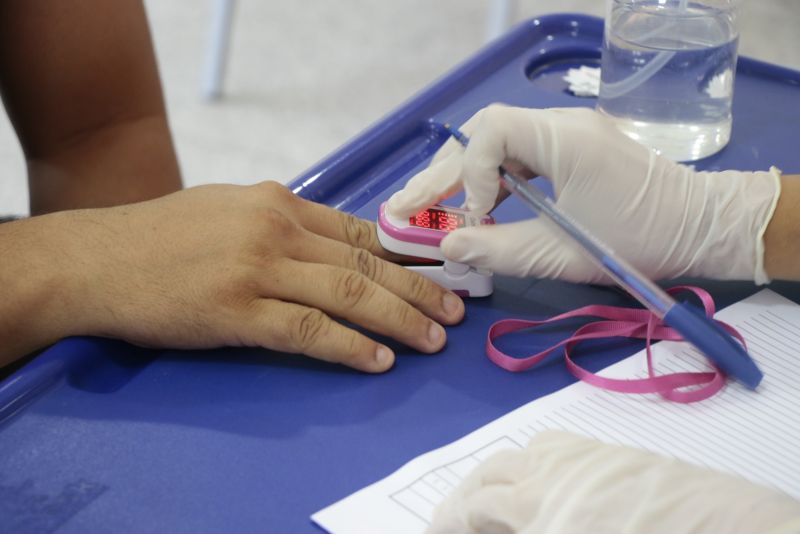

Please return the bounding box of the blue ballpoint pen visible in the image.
[440,122,763,389]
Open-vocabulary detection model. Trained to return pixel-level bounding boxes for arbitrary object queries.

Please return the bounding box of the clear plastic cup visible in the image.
[597,0,740,162]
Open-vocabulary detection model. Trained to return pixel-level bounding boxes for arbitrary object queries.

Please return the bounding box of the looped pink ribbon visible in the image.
[487,286,747,403]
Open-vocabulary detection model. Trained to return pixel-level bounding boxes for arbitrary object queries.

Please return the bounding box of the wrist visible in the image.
[687,168,781,283]
[47,208,128,339]
[763,173,800,281]
[0,213,88,365]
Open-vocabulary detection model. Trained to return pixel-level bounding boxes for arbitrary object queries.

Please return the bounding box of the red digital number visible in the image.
[410,208,465,232]
[440,213,459,232]
[411,211,431,228]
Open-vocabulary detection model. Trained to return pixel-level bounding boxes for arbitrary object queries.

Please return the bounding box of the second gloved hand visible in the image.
[387,106,781,284]
[427,431,800,534]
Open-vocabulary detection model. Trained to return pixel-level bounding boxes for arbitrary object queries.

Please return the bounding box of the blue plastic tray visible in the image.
[2,14,799,534]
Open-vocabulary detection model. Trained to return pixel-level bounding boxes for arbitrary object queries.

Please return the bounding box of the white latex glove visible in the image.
[387,106,781,284]
[427,431,800,534]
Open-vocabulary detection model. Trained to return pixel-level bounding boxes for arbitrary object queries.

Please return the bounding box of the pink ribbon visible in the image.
[486,286,746,403]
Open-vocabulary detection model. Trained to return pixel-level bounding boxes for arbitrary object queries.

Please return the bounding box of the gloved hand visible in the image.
[387,106,781,284]
[427,431,800,534]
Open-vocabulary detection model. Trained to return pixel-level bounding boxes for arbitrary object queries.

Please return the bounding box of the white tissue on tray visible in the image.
[564,66,601,97]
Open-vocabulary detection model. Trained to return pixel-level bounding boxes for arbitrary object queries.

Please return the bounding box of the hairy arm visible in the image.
[0,182,465,371]
[0,3,469,372]
[0,0,181,214]
[0,214,82,364]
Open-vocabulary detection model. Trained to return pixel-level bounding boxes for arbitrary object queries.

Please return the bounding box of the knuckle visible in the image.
[351,247,380,280]
[407,271,432,302]
[254,181,300,211]
[394,300,419,331]
[334,271,372,308]
[477,103,515,141]
[258,208,296,235]
[482,103,508,123]
[257,180,291,199]
[290,308,328,351]
[241,209,295,257]
[219,272,259,310]
[342,214,377,250]
[338,333,363,366]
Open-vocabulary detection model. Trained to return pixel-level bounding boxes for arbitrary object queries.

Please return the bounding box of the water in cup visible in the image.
[597,0,739,161]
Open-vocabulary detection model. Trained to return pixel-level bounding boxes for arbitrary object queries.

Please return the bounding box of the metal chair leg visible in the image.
[486,0,517,42]
[202,0,236,100]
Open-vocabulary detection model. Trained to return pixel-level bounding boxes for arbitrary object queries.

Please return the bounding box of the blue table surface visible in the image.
[2,14,800,534]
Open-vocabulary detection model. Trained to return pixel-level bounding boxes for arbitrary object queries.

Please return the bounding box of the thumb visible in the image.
[441,219,607,283]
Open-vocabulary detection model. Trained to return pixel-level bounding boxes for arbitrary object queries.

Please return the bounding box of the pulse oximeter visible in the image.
[377,202,494,297]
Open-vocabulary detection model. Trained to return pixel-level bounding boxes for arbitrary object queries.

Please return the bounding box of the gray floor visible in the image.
[1,1,798,215]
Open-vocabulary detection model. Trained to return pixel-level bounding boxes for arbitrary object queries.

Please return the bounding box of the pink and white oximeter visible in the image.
[377,202,494,297]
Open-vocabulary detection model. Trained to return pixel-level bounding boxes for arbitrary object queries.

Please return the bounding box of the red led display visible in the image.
[409,208,465,232]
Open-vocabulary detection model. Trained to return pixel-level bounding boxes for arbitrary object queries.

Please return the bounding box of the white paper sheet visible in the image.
[313,289,800,534]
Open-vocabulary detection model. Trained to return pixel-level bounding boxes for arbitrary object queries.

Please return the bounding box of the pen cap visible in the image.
[663,302,763,390]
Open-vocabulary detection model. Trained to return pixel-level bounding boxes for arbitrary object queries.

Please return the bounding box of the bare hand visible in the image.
[50,182,464,372]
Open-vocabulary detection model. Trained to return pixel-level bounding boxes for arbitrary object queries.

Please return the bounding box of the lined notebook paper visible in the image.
[313,289,800,534]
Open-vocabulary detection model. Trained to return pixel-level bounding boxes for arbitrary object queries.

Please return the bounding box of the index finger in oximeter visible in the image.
[377,202,495,297]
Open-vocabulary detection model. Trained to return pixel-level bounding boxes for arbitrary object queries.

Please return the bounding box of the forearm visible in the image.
[0,215,83,367]
[0,0,182,215]
[27,114,181,214]
[764,174,800,281]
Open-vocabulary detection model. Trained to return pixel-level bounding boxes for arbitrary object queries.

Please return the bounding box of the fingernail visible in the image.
[442,292,461,317]
[375,345,394,368]
[428,323,445,347]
